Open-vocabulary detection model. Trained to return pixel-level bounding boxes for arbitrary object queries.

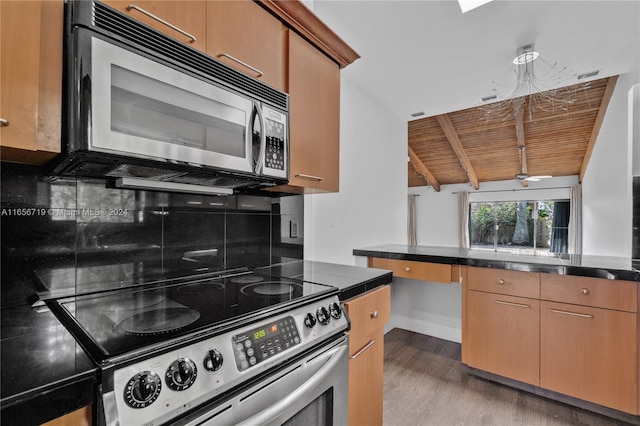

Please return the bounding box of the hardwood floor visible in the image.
[383,328,635,426]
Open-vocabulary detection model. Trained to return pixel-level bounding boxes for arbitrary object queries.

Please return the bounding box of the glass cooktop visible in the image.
[49,271,335,361]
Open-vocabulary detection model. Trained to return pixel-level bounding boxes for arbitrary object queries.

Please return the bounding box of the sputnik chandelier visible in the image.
[482,44,590,122]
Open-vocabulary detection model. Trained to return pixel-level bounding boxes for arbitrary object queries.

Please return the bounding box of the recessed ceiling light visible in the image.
[577,70,599,80]
[458,0,493,13]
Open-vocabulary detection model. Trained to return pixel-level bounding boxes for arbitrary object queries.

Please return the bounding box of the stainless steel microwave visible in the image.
[53,0,289,194]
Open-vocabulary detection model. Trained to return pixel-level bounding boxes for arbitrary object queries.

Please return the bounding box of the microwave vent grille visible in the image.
[91,1,288,111]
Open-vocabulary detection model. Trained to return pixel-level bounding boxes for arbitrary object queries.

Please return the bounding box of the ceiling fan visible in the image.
[516,146,552,182]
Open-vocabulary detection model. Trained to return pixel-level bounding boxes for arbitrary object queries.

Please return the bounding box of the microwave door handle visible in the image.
[254,103,266,175]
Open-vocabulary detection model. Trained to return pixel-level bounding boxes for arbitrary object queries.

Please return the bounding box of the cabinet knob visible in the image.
[498,279,505,285]
[371,310,379,319]
[404,267,411,272]
[581,288,590,295]
[0,118,9,126]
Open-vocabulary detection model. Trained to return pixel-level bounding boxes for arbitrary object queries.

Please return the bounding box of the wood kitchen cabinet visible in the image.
[0,0,63,165]
[279,30,341,193]
[539,275,638,414]
[206,1,286,91]
[102,1,207,52]
[368,257,454,284]
[41,406,92,426]
[344,285,390,426]
[463,268,540,385]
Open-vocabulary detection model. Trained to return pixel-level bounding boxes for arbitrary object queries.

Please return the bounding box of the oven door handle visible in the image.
[235,343,348,426]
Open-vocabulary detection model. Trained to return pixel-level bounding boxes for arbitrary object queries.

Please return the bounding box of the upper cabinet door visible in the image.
[1,0,62,165]
[103,1,207,52]
[286,30,340,193]
[206,1,286,91]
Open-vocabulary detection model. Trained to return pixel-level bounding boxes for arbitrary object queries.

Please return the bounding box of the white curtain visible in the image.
[568,184,582,255]
[458,191,470,249]
[408,195,417,245]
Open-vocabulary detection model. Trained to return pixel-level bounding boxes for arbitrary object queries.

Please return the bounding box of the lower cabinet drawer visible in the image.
[541,274,637,312]
[467,266,540,299]
[368,258,452,284]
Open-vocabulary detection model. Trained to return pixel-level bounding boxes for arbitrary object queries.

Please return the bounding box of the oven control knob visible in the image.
[316,306,331,326]
[166,358,197,391]
[329,302,343,320]
[304,312,317,328]
[124,371,162,409]
[203,349,223,372]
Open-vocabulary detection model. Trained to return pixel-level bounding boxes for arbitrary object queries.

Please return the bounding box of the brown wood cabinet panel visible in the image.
[344,285,389,426]
[206,1,285,91]
[1,0,62,164]
[369,258,452,284]
[281,30,340,193]
[465,290,540,385]
[467,267,540,299]
[348,328,384,426]
[541,274,637,313]
[103,1,206,51]
[41,406,92,426]
[345,285,390,353]
[540,301,637,414]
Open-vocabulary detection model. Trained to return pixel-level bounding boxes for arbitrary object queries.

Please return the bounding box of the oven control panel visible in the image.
[108,295,348,426]
[232,316,300,371]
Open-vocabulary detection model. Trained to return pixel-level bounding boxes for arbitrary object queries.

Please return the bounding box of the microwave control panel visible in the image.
[265,119,286,171]
[262,106,287,179]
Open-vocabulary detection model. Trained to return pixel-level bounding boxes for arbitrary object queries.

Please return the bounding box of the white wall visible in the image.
[303,76,407,265]
[582,62,640,257]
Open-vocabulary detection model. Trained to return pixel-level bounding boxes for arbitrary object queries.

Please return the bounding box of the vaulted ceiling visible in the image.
[408,76,618,190]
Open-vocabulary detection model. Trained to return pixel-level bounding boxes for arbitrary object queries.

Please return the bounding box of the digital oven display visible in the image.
[232,316,301,371]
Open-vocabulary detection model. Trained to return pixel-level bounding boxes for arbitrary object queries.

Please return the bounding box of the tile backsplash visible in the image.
[0,163,303,307]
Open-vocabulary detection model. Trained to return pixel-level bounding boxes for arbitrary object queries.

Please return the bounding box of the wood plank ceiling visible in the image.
[408,76,618,190]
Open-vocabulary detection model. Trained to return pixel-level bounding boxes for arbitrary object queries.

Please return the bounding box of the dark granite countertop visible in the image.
[0,260,391,424]
[0,305,97,425]
[353,244,640,282]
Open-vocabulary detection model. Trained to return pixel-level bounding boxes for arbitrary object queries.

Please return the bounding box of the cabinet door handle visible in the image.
[126,5,197,43]
[580,288,590,295]
[218,53,264,77]
[550,308,593,319]
[371,310,379,319]
[494,300,530,309]
[404,267,411,272]
[0,118,8,126]
[350,339,375,359]
[295,174,324,181]
[498,279,505,285]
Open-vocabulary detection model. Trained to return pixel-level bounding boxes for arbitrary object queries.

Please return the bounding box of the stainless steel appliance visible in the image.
[54,0,289,193]
[37,269,349,425]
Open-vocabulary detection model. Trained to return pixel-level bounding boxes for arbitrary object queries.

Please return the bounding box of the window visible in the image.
[469,200,569,256]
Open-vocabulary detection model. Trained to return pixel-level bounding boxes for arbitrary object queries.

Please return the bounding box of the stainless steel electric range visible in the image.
[37,269,350,425]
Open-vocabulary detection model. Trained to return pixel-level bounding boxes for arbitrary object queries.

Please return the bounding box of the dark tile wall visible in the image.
[0,163,303,308]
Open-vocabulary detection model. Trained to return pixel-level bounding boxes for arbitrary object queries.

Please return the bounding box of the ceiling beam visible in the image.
[408,146,441,192]
[514,107,529,188]
[579,75,618,182]
[435,114,480,190]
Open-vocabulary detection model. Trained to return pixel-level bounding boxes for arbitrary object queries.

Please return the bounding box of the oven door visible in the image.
[83,31,257,174]
[177,335,349,426]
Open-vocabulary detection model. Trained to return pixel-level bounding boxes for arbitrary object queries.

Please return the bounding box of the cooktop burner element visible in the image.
[117,307,201,335]
[230,275,264,284]
[241,281,302,298]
